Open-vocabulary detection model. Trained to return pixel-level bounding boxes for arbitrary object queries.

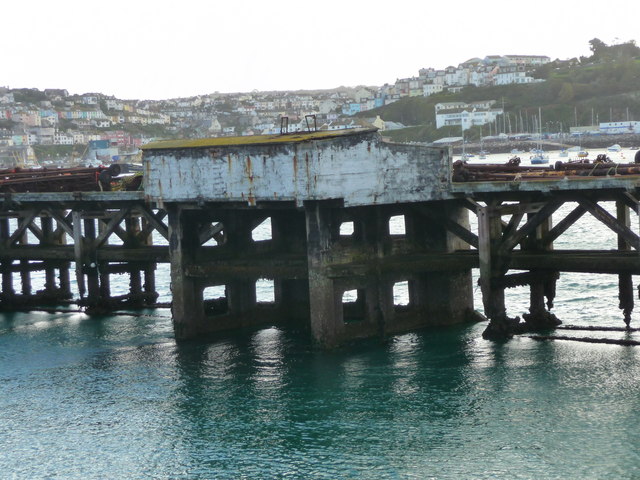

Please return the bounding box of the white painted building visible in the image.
[423,84,444,97]
[435,102,467,113]
[54,132,74,145]
[599,121,640,134]
[494,67,534,85]
[436,108,503,131]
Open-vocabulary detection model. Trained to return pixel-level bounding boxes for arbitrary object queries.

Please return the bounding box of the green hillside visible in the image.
[362,39,640,143]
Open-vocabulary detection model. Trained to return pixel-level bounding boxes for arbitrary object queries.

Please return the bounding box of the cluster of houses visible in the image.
[0,89,168,149]
[343,54,551,115]
[0,53,557,166]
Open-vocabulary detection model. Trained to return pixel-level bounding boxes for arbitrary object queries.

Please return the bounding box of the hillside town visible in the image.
[0,52,623,168]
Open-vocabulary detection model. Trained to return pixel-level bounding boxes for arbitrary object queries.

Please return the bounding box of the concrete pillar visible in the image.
[404,203,474,327]
[358,207,394,338]
[272,211,309,324]
[305,201,343,347]
[169,205,205,340]
[275,278,310,324]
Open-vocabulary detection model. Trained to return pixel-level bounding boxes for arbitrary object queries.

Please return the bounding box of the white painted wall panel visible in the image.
[143,131,451,207]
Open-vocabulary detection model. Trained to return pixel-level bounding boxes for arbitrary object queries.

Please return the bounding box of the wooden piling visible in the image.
[617,200,634,327]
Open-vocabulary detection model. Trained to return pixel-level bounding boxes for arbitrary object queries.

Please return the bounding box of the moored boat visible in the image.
[530,152,549,164]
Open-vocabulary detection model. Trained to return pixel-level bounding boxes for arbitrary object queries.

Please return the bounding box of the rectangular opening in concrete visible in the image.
[203,284,228,316]
[393,281,410,307]
[255,278,275,303]
[252,217,272,242]
[342,288,366,323]
[389,215,406,235]
[339,221,354,236]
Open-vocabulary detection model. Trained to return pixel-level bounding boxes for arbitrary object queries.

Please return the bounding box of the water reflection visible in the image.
[4,305,640,478]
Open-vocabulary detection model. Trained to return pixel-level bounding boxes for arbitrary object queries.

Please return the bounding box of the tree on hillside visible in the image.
[586,38,640,63]
[589,38,608,59]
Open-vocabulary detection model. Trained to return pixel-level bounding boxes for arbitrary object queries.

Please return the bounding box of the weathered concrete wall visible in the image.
[142,130,451,207]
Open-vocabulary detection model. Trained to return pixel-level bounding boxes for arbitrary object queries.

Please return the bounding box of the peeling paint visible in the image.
[143,130,450,207]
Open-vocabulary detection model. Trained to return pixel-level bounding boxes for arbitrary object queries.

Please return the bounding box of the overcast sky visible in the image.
[3,0,638,100]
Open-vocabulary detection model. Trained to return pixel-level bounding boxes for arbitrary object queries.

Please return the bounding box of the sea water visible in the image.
[2,151,640,479]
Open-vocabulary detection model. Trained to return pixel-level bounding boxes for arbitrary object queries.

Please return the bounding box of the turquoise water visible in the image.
[3,195,640,478]
[3,312,640,479]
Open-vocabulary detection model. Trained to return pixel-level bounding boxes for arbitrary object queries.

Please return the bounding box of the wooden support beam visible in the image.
[478,204,506,320]
[502,212,524,242]
[7,210,38,246]
[48,209,74,238]
[617,200,634,327]
[618,191,640,211]
[27,218,45,243]
[414,205,478,249]
[494,202,546,216]
[542,204,587,247]
[94,206,131,248]
[0,218,14,298]
[72,210,85,298]
[199,222,224,246]
[577,196,640,250]
[137,205,169,241]
[499,200,562,255]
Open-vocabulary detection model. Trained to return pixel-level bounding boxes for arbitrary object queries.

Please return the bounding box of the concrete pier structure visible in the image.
[142,129,476,346]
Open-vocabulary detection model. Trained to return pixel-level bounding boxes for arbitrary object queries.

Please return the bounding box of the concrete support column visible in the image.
[305,201,343,347]
[169,205,205,340]
[275,278,310,324]
[405,203,474,328]
[226,280,256,322]
[272,211,309,324]
[359,207,394,338]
